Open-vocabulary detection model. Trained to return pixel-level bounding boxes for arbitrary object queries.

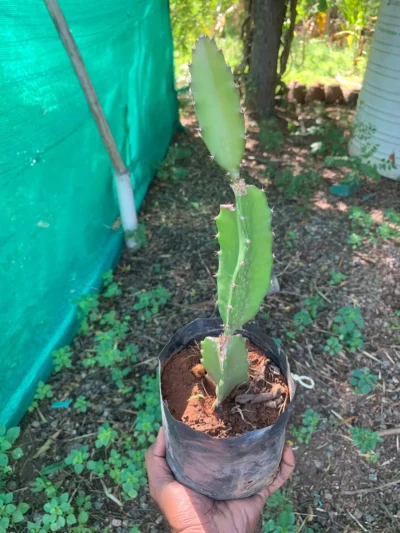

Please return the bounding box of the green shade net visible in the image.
[0,0,178,426]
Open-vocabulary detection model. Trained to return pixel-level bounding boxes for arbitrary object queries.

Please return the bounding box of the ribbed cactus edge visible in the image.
[190,36,274,407]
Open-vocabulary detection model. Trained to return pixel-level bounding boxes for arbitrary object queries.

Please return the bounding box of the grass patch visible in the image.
[282,37,367,88]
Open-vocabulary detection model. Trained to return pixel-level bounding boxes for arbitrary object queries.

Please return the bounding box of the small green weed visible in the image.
[0,427,23,476]
[348,233,363,248]
[331,306,364,353]
[132,286,170,321]
[73,396,91,413]
[157,143,192,181]
[276,168,320,201]
[324,336,343,356]
[293,309,313,331]
[292,409,320,445]
[260,120,284,151]
[41,493,77,531]
[329,271,347,285]
[52,346,73,373]
[29,381,53,412]
[0,492,29,533]
[350,427,383,463]
[65,446,89,475]
[348,206,400,246]
[304,295,324,319]
[284,230,297,248]
[31,476,57,498]
[76,293,99,335]
[102,270,122,298]
[95,424,118,449]
[350,368,378,395]
[263,489,314,533]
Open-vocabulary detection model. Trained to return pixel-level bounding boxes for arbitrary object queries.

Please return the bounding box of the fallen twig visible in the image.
[347,511,368,532]
[342,478,400,495]
[100,480,123,507]
[378,427,400,437]
[32,430,61,459]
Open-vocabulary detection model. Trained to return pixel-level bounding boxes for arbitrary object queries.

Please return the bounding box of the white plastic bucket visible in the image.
[348,0,400,181]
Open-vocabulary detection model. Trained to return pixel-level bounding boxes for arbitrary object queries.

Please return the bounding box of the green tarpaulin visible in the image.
[0,0,178,426]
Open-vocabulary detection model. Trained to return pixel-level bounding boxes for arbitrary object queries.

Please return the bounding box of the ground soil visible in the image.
[8,95,400,532]
[161,341,289,437]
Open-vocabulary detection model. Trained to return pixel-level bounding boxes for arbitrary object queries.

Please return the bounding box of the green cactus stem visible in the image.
[216,184,273,334]
[191,36,274,406]
[201,335,248,406]
[189,36,245,177]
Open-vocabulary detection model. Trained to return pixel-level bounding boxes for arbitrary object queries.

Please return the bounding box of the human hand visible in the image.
[145,428,295,533]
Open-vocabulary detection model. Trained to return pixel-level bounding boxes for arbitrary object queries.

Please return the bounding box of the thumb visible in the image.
[145,427,175,502]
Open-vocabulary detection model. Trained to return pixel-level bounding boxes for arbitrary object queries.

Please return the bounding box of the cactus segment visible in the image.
[201,334,249,405]
[216,185,273,333]
[189,36,245,177]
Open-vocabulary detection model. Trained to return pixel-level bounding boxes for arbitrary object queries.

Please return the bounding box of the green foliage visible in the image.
[263,489,314,533]
[350,368,378,395]
[52,346,73,373]
[102,270,122,298]
[157,143,192,181]
[0,492,29,533]
[329,271,347,285]
[292,409,320,445]
[260,120,284,151]
[293,309,313,331]
[132,286,170,321]
[132,376,162,445]
[282,36,366,88]
[0,426,23,477]
[65,446,89,475]
[275,168,320,201]
[31,477,57,498]
[76,293,99,334]
[42,493,76,531]
[73,396,91,413]
[348,206,400,245]
[284,230,297,248]
[29,381,53,412]
[95,424,118,449]
[324,336,343,355]
[304,295,324,318]
[170,0,237,77]
[331,306,364,352]
[350,427,382,463]
[348,232,363,248]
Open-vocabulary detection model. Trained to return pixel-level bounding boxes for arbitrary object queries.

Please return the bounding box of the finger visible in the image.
[145,428,175,501]
[152,426,166,457]
[259,445,295,499]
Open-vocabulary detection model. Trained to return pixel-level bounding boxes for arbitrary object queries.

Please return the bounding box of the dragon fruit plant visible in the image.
[189,36,274,408]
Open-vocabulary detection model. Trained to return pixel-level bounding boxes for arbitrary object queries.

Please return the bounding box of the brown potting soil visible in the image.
[161,340,290,438]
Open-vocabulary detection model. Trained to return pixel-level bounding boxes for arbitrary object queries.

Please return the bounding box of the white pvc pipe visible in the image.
[114,170,138,249]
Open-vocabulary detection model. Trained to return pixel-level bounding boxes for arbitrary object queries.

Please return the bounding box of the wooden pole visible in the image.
[43,0,137,246]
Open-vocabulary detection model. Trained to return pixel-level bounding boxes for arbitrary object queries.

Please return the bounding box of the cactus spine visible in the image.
[190,36,273,407]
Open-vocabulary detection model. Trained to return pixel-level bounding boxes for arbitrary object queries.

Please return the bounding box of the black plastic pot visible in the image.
[158,317,296,501]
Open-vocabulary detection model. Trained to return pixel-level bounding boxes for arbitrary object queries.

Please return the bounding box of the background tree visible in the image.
[248,0,296,118]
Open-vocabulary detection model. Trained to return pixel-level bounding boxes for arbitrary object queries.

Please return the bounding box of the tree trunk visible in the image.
[278,0,298,81]
[249,0,287,118]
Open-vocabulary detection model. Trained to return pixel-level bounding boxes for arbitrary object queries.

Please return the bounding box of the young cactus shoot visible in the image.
[190,36,273,407]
